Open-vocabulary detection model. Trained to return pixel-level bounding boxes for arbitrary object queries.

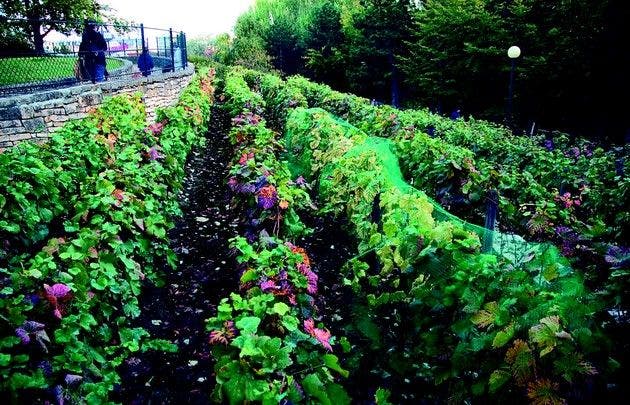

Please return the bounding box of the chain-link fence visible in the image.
[0,18,188,96]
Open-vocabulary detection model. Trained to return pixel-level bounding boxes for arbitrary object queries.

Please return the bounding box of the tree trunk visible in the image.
[24,0,45,54]
[31,20,44,54]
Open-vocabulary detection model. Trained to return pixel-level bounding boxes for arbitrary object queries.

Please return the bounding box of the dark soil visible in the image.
[116,108,239,404]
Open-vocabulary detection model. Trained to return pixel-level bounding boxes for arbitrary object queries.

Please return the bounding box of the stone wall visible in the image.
[0,64,194,149]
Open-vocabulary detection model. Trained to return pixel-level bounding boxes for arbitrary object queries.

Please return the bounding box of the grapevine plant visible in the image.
[204,68,351,404]
[0,69,216,402]
[284,107,609,403]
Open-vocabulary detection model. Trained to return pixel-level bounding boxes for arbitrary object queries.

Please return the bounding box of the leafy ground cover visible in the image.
[0,57,125,86]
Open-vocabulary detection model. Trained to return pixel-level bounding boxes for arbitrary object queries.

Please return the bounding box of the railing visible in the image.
[0,18,188,97]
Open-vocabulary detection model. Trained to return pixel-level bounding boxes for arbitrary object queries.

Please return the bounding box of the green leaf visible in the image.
[282,315,299,332]
[492,323,515,348]
[142,339,178,353]
[79,313,97,330]
[323,354,349,378]
[302,373,331,405]
[471,301,499,329]
[9,370,48,390]
[236,316,261,334]
[238,336,263,357]
[223,374,246,404]
[271,302,290,316]
[327,383,351,405]
[0,221,20,233]
[240,269,257,283]
[245,378,271,401]
[0,353,10,366]
[90,276,109,291]
[489,369,511,393]
[375,388,393,404]
[119,327,150,352]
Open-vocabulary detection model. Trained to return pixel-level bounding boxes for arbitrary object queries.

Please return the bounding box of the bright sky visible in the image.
[102,0,256,38]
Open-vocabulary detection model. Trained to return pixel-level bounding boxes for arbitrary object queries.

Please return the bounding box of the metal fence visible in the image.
[0,18,188,96]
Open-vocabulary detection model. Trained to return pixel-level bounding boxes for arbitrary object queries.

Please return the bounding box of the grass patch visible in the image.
[0,56,125,86]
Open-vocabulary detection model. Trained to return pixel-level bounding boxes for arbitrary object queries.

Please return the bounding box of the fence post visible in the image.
[482,189,498,253]
[122,39,126,56]
[181,32,188,68]
[140,23,145,54]
[169,28,175,72]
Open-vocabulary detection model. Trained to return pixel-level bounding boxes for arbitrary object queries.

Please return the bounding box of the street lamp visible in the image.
[506,45,521,127]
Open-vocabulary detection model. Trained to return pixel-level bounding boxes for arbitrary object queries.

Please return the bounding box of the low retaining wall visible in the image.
[0,63,194,149]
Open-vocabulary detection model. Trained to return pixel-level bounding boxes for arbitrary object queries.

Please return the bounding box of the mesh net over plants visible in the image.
[284,107,570,282]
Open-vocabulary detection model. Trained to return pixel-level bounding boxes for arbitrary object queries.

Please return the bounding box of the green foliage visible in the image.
[400,0,508,111]
[205,66,350,403]
[0,68,215,401]
[282,105,607,402]
[187,33,234,66]
[217,66,616,402]
[267,68,629,315]
[228,0,626,141]
[233,0,323,74]
[207,292,348,404]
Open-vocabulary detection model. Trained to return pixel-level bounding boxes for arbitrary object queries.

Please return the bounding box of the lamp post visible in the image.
[506,45,521,127]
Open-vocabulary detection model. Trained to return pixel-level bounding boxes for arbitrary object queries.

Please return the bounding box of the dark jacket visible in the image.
[138,51,154,76]
[79,27,107,65]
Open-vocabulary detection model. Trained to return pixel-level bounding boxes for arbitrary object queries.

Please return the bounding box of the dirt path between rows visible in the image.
[117,107,239,404]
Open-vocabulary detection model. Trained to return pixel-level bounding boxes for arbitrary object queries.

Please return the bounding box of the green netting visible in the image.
[284,107,569,270]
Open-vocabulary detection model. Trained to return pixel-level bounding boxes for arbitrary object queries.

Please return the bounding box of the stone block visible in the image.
[67,112,88,120]
[9,132,32,141]
[22,117,46,132]
[78,92,103,107]
[47,115,68,123]
[1,127,26,135]
[0,120,21,129]
[19,105,35,119]
[64,103,79,114]
[0,107,21,121]
[40,99,65,109]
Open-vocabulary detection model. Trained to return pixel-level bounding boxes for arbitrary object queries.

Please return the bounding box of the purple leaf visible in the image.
[295,176,306,186]
[148,146,164,160]
[260,280,277,292]
[23,320,45,332]
[64,374,83,385]
[15,328,30,344]
[44,283,71,298]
